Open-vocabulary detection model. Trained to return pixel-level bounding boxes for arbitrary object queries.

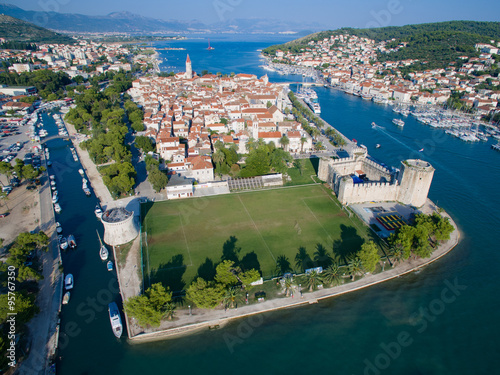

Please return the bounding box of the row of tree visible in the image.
[0,69,71,100]
[388,213,455,262]
[0,159,44,183]
[0,231,50,370]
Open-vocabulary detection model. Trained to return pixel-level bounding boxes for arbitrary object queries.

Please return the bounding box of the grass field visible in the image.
[141,184,375,292]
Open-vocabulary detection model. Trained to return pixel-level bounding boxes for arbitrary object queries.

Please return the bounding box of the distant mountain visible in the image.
[0,3,323,34]
[0,14,74,43]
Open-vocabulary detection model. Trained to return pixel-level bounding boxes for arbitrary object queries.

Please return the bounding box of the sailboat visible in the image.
[97,230,109,261]
[207,39,214,51]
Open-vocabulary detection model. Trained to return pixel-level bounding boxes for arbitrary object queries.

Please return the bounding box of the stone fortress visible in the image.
[318,146,435,207]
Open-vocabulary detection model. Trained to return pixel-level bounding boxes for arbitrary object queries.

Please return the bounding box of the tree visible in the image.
[388,243,405,266]
[215,260,241,286]
[283,277,294,297]
[212,149,225,166]
[0,161,13,182]
[302,270,323,292]
[223,287,242,309]
[135,136,155,153]
[148,168,168,192]
[0,292,38,325]
[357,241,381,273]
[280,135,289,151]
[347,256,363,281]
[164,302,176,321]
[300,137,307,153]
[22,164,40,181]
[239,269,260,286]
[322,263,343,287]
[123,283,172,328]
[186,277,225,309]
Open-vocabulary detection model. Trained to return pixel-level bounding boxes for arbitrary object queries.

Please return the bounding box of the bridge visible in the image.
[39,134,74,144]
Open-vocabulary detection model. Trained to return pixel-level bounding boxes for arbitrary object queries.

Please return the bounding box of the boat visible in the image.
[56,222,62,234]
[95,205,103,219]
[62,291,70,305]
[492,143,500,151]
[52,193,58,204]
[51,185,57,191]
[107,261,114,271]
[78,169,84,176]
[83,187,91,196]
[47,161,52,167]
[64,274,73,290]
[392,118,405,127]
[108,302,123,338]
[54,203,62,214]
[97,230,109,261]
[207,39,214,51]
[59,236,68,250]
[375,144,381,149]
[50,180,56,187]
[68,234,77,249]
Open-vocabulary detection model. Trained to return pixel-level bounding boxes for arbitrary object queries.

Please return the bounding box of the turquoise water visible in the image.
[54,36,500,374]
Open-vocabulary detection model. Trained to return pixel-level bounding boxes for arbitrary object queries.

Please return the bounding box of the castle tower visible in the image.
[185,54,192,79]
[101,207,140,246]
[397,159,435,207]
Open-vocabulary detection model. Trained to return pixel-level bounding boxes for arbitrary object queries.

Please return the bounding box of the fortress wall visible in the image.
[361,159,392,181]
[103,214,140,247]
[339,178,399,205]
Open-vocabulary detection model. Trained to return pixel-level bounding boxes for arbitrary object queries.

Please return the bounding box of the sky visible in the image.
[9,0,500,28]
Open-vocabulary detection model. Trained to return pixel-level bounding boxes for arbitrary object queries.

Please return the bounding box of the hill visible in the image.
[0,14,73,44]
[0,3,322,34]
[262,21,500,70]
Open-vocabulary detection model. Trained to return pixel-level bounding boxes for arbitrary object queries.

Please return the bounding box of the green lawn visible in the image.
[141,184,374,292]
[285,157,320,186]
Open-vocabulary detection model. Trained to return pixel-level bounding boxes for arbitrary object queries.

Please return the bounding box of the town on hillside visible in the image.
[265,33,500,114]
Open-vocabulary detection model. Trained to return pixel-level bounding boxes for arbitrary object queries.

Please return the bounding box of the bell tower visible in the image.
[185,54,192,79]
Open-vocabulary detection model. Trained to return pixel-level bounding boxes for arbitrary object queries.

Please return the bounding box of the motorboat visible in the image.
[375,144,381,149]
[392,118,405,127]
[52,194,58,204]
[95,205,103,219]
[56,222,62,234]
[50,180,56,186]
[68,234,77,249]
[100,245,109,261]
[78,169,84,176]
[51,185,57,191]
[59,236,68,250]
[62,292,70,305]
[108,302,123,338]
[54,203,62,214]
[97,230,109,260]
[107,261,114,271]
[64,274,73,290]
[83,187,91,196]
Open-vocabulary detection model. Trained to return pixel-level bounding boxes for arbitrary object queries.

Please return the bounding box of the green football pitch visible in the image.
[141,185,372,291]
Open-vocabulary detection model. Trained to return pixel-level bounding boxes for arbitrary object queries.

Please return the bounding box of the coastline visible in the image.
[127,200,460,344]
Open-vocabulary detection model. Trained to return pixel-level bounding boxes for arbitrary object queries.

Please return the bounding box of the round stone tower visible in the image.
[397,159,435,207]
[101,207,139,247]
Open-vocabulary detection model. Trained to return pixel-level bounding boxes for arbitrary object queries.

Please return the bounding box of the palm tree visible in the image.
[284,277,294,297]
[223,287,241,309]
[275,254,292,275]
[347,256,364,281]
[164,302,176,321]
[300,137,307,153]
[280,135,290,152]
[303,270,323,292]
[322,263,343,287]
[388,243,404,266]
[212,149,225,165]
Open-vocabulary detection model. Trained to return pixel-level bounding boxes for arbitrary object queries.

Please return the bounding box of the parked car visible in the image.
[0,212,9,218]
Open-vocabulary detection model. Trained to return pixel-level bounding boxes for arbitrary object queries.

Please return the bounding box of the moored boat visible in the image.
[78,169,84,176]
[107,261,114,271]
[54,203,62,214]
[56,222,62,234]
[95,205,103,219]
[108,302,123,338]
[64,274,73,290]
[59,236,68,250]
[62,291,70,305]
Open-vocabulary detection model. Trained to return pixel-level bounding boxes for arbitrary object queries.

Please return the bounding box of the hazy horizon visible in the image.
[7,0,500,30]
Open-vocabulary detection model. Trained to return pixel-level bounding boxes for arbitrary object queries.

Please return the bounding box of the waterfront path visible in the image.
[19,156,63,375]
[128,205,459,343]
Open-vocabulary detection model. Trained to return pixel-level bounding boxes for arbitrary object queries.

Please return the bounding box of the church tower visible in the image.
[185,54,192,79]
